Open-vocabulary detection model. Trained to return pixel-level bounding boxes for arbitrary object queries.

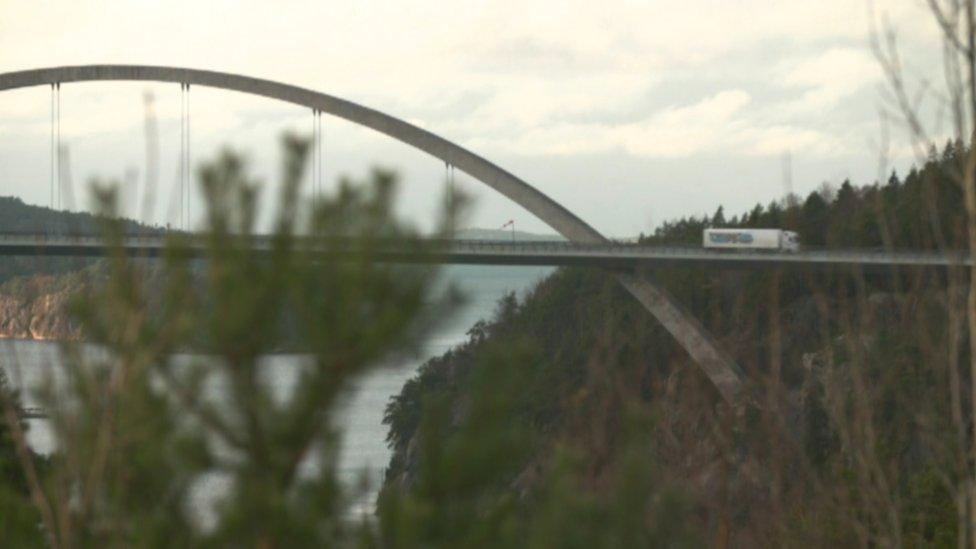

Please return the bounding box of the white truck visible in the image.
[703,228,800,252]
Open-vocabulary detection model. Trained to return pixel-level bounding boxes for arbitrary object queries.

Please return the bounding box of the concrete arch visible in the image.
[0,65,603,244]
[0,65,745,404]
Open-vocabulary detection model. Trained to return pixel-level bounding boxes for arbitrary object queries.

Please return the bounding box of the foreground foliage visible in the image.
[0,136,457,546]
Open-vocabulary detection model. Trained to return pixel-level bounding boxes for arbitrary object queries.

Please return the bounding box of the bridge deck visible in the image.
[0,234,970,269]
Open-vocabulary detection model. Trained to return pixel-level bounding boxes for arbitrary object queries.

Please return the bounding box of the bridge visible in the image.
[1,233,972,270]
[2,63,895,405]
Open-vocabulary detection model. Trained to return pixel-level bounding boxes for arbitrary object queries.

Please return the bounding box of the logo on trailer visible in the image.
[709,232,754,244]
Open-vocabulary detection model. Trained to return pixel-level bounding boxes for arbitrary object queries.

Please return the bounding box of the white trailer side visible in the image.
[703,228,785,250]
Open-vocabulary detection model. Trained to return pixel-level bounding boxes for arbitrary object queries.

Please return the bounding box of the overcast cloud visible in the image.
[0,0,948,235]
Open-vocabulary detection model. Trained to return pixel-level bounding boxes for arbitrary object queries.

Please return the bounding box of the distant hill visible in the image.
[0,196,160,236]
[0,196,160,285]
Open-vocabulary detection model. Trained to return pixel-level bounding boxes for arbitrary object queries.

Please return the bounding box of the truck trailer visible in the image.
[702,228,800,252]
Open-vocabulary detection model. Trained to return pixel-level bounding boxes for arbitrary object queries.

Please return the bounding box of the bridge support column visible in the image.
[616,271,746,405]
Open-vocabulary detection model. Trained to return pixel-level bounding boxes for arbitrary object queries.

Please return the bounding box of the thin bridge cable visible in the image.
[50,84,54,210]
[317,111,320,198]
[446,162,455,216]
[310,110,314,200]
[179,83,185,230]
[312,109,318,201]
[317,110,322,199]
[56,83,61,211]
[186,84,191,230]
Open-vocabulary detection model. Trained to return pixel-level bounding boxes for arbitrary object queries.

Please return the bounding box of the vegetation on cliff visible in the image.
[381,142,974,545]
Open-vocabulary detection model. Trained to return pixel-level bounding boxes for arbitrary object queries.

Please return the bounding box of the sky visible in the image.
[0,0,951,236]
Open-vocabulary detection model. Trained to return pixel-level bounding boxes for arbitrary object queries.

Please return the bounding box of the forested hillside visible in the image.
[0,196,158,236]
[0,197,160,284]
[380,142,973,545]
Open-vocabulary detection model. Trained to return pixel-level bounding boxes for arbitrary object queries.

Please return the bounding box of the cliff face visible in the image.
[0,195,164,340]
[0,273,86,340]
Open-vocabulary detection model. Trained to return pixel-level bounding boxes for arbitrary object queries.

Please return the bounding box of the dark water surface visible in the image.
[0,265,551,523]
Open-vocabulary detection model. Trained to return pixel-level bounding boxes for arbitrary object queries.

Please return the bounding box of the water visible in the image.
[0,264,551,522]
[335,265,550,484]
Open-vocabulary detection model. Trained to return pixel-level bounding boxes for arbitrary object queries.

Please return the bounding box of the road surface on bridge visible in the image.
[0,233,970,270]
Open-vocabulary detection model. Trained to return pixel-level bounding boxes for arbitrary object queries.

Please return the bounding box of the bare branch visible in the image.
[928,0,970,54]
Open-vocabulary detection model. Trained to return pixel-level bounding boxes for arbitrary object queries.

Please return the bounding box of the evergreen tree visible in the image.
[711,206,726,227]
[799,191,829,246]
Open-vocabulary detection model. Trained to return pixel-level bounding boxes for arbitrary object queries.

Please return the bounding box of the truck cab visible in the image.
[782,231,800,252]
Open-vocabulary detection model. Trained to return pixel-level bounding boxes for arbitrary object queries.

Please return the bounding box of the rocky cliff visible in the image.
[0,196,163,340]
[0,271,89,340]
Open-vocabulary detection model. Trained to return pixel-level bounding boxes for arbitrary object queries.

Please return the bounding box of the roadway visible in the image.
[0,233,971,270]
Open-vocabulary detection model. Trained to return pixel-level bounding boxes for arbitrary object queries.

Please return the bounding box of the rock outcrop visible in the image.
[0,274,84,340]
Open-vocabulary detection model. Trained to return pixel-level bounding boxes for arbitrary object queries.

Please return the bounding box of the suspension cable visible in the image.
[312,109,319,200]
[317,110,323,199]
[186,84,191,229]
[317,110,320,198]
[445,162,452,215]
[179,83,185,230]
[50,84,54,209]
[310,110,314,199]
[56,83,61,210]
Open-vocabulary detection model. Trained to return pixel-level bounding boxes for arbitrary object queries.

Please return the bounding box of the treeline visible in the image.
[643,140,970,250]
[0,196,160,236]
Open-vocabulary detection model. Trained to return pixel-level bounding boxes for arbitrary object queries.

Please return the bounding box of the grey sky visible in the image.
[0,0,947,236]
